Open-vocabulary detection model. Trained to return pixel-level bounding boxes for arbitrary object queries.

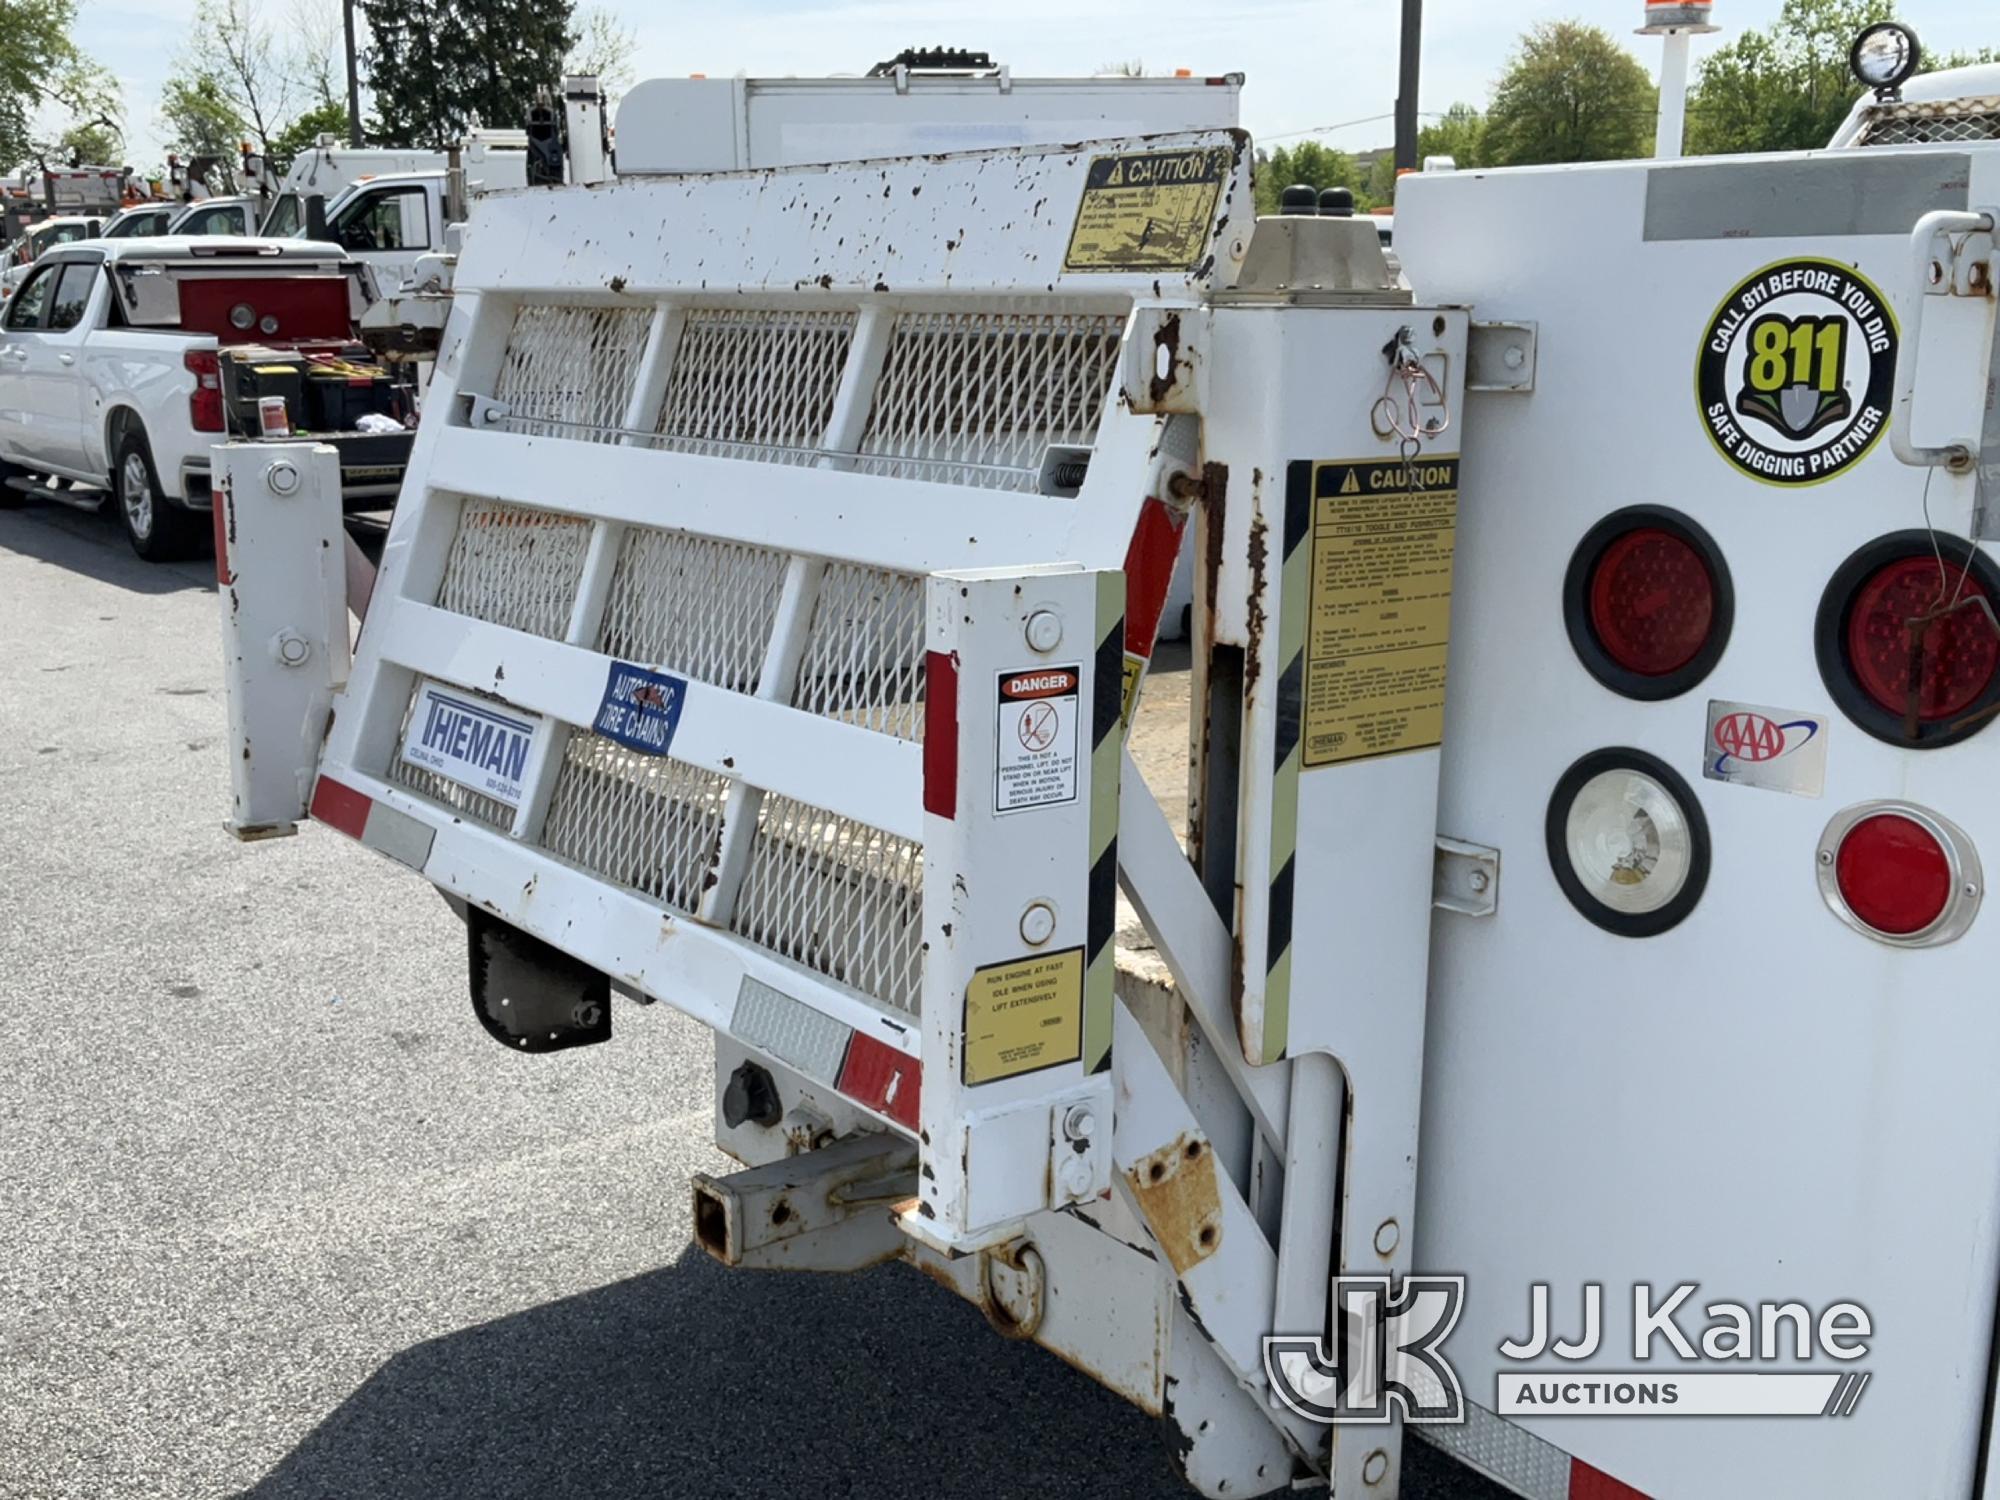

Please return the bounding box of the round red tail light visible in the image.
[1588,529,1714,675]
[1818,533,2000,748]
[1818,802,1982,947]
[1566,508,1732,700]
[1846,556,1998,721]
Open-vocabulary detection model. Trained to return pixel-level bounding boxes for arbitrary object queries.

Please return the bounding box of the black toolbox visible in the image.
[219,347,307,436]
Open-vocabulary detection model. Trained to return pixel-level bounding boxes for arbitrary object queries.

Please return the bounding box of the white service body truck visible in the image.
[211,44,2000,1500]
[615,64,1246,173]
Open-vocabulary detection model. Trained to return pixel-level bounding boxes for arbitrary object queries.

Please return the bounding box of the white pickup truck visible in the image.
[0,236,415,560]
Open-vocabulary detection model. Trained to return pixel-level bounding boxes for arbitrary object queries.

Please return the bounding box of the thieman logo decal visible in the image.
[1711,710,1818,774]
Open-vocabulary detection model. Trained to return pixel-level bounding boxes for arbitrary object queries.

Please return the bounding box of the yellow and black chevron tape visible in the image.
[1261,466,1313,1064]
[1083,570,1126,1073]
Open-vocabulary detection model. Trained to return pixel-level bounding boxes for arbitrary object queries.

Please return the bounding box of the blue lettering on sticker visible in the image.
[414,689,535,792]
[595,662,688,756]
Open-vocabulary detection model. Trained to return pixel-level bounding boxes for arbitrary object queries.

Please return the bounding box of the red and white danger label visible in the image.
[995,665,1081,813]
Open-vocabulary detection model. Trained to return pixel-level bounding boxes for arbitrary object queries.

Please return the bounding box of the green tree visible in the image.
[159,71,248,190]
[266,99,350,171]
[56,118,122,166]
[0,0,121,170]
[1254,140,1370,215]
[1686,0,1893,155]
[1485,20,1656,166]
[1418,103,1487,169]
[362,0,578,148]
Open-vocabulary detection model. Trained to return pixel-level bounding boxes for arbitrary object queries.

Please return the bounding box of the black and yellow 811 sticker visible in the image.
[1696,257,1898,487]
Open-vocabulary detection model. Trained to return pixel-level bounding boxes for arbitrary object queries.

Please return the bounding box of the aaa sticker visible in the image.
[1696,258,1897,487]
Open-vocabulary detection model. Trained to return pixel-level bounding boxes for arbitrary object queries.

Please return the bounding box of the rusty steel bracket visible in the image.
[1122,306,1203,415]
[1466,320,1538,393]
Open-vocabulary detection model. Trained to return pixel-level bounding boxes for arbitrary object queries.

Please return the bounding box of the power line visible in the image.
[1256,111,1432,144]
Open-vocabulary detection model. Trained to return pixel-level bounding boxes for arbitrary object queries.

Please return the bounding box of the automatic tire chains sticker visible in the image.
[1697,257,1898,487]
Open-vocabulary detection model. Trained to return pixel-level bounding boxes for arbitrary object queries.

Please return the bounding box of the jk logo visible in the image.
[1264,1276,1467,1425]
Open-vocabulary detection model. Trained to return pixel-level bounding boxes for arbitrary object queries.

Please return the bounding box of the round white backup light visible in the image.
[1547,748,1711,937]
[1565,770,1692,914]
[1851,21,1921,93]
[228,301,256,330]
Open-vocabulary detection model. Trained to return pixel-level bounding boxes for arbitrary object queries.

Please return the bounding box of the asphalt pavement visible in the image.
[0,496,1498,1500]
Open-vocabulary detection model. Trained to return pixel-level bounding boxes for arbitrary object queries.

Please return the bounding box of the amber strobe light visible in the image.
[1565,507,1732,700]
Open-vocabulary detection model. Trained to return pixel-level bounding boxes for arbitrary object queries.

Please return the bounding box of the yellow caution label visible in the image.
[1303,457,1460,768]
[1120,652,1144,726]
[1064,146,1231,273]
[964,947,1084,1085]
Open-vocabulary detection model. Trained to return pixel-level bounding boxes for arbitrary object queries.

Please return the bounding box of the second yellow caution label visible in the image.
[1303,456,1460,768]
[963,947,1084,1085]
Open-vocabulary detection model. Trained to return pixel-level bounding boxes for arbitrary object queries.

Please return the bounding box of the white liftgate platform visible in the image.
[216,131,1471,1497]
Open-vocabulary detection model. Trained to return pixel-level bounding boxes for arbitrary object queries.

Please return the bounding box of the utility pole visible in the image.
[343,0,363,148]
[1394,0,1423,171]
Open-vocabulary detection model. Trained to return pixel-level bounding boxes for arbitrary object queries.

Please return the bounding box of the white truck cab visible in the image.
[253,137,451,237]
[167,195,258,237]
[102,203,175,240]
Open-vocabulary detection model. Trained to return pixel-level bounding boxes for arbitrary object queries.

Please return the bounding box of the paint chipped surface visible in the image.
[1125,1133,1223,1276]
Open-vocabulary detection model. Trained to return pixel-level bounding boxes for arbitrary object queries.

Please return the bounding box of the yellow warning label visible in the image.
[1064,146,1231,273]
[964,947,1084,1085]
[1120,653,1144,726]
[1303,457,1459,768]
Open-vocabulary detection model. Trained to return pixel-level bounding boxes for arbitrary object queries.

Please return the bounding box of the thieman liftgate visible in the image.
[216,112,2000,1498]
[217,130,1471,1496]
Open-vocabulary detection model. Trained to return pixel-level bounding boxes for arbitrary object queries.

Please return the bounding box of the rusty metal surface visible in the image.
[1124,1132,1224,1276]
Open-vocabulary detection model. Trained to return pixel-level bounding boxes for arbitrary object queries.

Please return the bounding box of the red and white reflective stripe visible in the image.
[1414,1401,1651,1500]
[730,971,921,1131]
[309,776,436,871]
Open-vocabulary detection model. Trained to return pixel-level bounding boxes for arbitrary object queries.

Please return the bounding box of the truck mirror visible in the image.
[304,194,328,241]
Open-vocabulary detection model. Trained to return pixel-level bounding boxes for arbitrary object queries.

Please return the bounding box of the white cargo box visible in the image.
[614,72,1243,175]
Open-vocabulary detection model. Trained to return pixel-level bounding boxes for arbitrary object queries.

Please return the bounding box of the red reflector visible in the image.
[1122,496,1187,655]
[1835,813,1952,936]
[1570,1458,1652,1500]
[1845,556,1999,722]
[922,650,958,820]
[838,1032,921,1130]
[1587,527,1715,676]
[309,776,373,840]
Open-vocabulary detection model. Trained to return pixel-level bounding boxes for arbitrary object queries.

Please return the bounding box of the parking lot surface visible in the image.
[0,500,1492,1500]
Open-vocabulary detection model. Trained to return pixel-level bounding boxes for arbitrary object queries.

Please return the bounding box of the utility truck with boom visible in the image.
[211,22,2000,1500]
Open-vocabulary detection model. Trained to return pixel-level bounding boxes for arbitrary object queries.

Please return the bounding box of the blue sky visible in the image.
[71,0,1996,170]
